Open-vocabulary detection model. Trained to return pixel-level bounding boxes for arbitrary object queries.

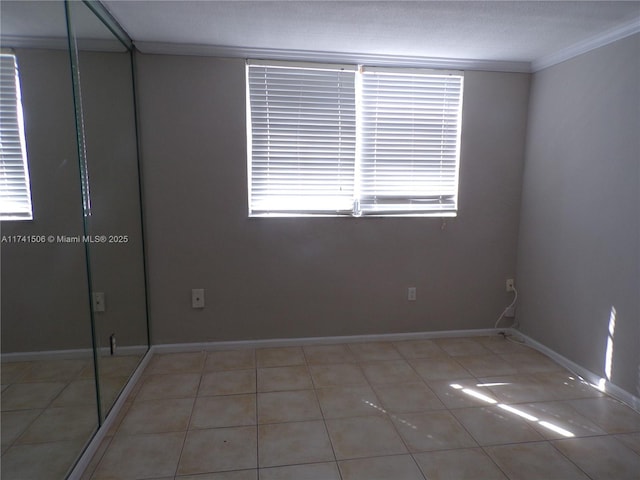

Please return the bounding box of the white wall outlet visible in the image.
[192,288,205,309]
[505,306,516,318]
[92,292,105,312]
[506,279,515,292]
[408,287,417,301]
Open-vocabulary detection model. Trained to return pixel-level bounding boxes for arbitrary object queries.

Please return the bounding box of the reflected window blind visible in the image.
[359,69,463,215]
[0,53,32,220]
[248,62,356,215]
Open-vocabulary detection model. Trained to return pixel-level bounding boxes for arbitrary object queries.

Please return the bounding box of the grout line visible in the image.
[301,345,343,480]
[252,350,263,477]
[171,350,206,478]
[478,443,522,480]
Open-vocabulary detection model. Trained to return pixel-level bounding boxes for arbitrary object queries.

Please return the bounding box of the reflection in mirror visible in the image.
[1,1,150,477]
[1,1,99,478]
[66,0,150,420]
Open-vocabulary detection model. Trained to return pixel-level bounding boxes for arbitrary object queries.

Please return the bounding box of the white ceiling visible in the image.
[102,0,640,70]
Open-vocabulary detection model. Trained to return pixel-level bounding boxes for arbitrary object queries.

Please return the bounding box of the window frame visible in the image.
[0,52,33,221]
[246,59,464,218]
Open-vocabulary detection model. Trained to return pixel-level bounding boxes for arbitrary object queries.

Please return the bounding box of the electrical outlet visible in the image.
[192,289,205,309]
[92,292,105,312]
[506,279,515,292]
[408,287,417,301]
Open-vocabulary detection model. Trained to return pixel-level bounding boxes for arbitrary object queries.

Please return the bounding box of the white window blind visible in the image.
[247,61,356,215]
[0,53,32,221]
[247,61,463,217]
[359,68,463,215]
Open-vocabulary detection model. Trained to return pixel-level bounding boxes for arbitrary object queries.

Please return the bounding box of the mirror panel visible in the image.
[0,1,99,478]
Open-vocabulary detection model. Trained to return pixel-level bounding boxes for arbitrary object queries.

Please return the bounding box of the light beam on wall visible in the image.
[604,306,617,383]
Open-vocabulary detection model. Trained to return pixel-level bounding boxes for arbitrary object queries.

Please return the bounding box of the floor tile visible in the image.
[553,435,640,480]
[326,415,407,459]
[118,398,194,435]
[435,338,492,356]
[257,390,322,424]
[99,375,129,415]
[414,448,508,480]
[391,410,477,452]
[15,406,96,444]
[258,420,334,468]
[480,374,560,403]
[360,360,421,385]
[191,394,256,429]
[260,462,340,480]
[485,441,590,480]
[455,354,519,377]
[452,406,544,446]
[256,347,305,367]
[178,426,257,475]
[176,471,257,480]
[409,357,472,381]
[93,431,185,479]
[21,359,88,382]
[199,370,256,396]
[0,362,32,383]
[393,339,445,358]
[1,409,42,450]
[309,363,367,387]
[2,440,86,480]
[476,336,530,354]
[205,349,255,371]
[339,454,424,480]
[427,378,499,409]
[373,382,445,413]
[137,373,201,400]
[257,366,312,392]
[1,382,66,410]
[533,371,603,400]
[564,397,640,433]
[498,352,563,373]
[303,344,356,364]
[615,432,640,455]
[51,380,98,407]
[316,385,383,418]
[519,401,606,439]
[348,342,402,361]
[146,352,205,375]
[97,355,141,378]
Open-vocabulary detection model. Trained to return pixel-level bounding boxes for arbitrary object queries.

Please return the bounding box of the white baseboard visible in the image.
[1,345,148,362]
[152,328,502,354]
[67,348,153,480]
[508,329,640,413]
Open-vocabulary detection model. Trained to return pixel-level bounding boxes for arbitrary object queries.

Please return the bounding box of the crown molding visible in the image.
[133,41,532,73]
[0,35,127,53]
[0,35,68,50]
[532,15,640,72]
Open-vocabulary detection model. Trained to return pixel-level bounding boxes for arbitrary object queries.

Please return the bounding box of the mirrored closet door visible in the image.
[1,1,149,478]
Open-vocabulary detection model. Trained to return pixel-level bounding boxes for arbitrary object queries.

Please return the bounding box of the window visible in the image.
[247,60,463,217]
[0,53,32,221]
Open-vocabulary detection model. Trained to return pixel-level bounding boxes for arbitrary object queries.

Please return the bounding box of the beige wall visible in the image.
[136,54,530,344]
[517,34,640,397]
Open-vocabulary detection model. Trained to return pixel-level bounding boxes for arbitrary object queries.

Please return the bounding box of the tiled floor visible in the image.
[81,337,640,479]
[1,354,142,479]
